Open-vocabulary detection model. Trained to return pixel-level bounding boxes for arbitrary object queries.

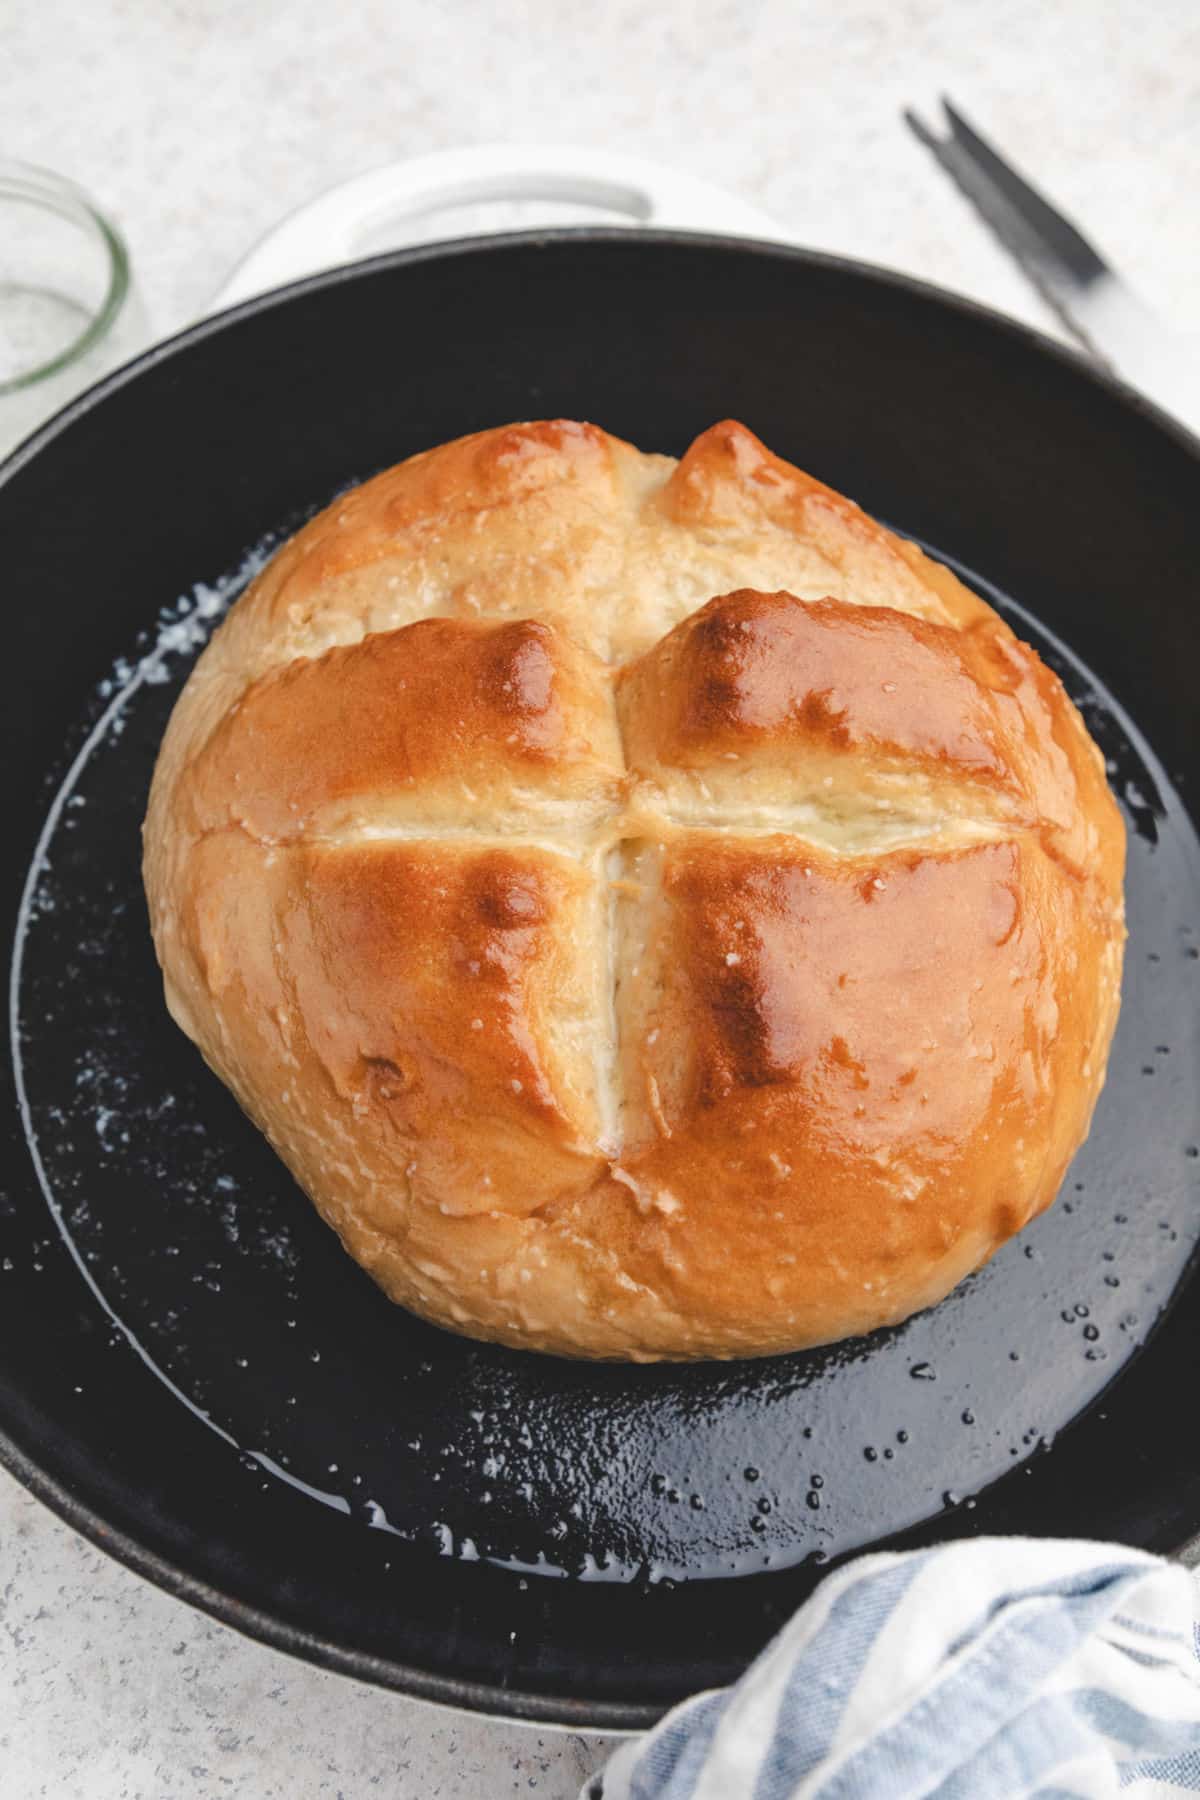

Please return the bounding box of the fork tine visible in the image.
[904,106,996,212]
[902,107,940,151]
[938,97,1109,284]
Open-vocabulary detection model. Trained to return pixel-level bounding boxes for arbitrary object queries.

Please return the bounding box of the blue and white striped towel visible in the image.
[587,1538,1200,1799]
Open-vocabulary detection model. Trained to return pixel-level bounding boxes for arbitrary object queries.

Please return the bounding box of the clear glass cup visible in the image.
[0,161,150,460]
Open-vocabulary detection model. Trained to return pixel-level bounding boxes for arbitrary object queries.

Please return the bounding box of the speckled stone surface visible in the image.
[0,1477,602,1797]
[3,1,1199,1794]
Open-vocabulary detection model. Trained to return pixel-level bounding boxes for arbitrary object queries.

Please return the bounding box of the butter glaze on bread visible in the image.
[143,420,1126,1360]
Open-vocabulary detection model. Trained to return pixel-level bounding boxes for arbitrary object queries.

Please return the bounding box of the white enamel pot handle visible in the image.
[208,145,784,312]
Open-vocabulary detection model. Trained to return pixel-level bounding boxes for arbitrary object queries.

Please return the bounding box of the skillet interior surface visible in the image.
[2,232,1198,1728]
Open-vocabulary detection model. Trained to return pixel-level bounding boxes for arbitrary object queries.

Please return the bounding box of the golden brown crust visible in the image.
[618,589,1018,813]
[178,616,623,841]
[658,421,996,632]
[144,418,1126,1360]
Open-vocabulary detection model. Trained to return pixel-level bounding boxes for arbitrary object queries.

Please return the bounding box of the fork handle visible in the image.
[1071,275,1200,443]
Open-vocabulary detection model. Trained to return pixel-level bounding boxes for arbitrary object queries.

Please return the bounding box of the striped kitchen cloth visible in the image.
[586,1537,1200,1799]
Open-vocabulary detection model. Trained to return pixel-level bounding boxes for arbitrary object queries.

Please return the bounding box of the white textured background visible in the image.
[4,1,1199,1794]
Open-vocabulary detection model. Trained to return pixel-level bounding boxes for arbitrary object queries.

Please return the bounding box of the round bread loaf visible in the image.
[143,420,1126,1360]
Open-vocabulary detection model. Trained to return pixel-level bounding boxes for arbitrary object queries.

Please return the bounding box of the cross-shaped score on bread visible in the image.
[144,420,1126,1360]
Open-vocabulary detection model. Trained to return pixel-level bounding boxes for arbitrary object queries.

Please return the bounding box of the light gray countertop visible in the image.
[3,1,1198,1794]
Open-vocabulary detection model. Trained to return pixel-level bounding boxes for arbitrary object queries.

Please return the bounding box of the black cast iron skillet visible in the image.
[2,231,1198,1730]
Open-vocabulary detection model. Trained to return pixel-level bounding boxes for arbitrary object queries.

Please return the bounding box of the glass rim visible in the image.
[0,159,131,396]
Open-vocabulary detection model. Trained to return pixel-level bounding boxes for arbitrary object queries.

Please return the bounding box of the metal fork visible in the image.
[905,97,1200,439]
